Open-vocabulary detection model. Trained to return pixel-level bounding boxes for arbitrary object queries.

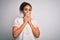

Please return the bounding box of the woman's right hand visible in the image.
[23,15,28,23]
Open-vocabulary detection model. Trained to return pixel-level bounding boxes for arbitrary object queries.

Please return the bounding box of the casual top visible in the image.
[13,17,40,40]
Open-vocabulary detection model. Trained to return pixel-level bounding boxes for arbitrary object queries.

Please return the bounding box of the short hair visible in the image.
[19,2,32,12]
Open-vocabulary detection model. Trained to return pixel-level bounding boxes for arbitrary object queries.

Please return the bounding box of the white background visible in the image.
[0,0,60,40]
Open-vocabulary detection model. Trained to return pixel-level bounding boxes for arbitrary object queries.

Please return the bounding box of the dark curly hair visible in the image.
[19,2,32,12]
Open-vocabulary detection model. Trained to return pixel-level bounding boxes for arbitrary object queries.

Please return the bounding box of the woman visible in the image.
[12,2,40,40]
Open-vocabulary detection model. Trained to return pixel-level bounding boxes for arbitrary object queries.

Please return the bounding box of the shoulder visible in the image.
[14,17,23,22]
[32,18,39,23]
[13,17,23,27]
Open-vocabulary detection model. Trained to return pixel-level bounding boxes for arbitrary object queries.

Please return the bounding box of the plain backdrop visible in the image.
[0,0,60,40]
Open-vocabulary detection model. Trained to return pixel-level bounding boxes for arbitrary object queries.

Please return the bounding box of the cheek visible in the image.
[23,10,27,13]
[29,11,31,13]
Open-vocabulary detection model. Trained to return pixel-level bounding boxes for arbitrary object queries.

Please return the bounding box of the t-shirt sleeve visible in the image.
[13,18,22,27]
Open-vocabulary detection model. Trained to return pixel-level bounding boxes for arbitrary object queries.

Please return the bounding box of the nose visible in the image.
[27,11,29,14]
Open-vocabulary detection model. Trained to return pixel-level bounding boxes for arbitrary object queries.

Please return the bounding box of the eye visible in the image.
[29,9,31,11]
[24,8,27,11]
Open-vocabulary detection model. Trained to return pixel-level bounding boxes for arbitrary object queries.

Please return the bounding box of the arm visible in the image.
[12,22,27,38]
[12,16,28,38]
[28,21,40,38]
[27,14,40,38]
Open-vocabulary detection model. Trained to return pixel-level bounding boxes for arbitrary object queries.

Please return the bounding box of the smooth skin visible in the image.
[12,5,40,38]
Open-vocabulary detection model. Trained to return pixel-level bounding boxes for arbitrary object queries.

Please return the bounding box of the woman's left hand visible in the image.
[27,14,31,23]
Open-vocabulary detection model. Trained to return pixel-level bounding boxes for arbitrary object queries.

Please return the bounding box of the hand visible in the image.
[23,15,28,23]
[23,13,31,23]
[27,14,31,23]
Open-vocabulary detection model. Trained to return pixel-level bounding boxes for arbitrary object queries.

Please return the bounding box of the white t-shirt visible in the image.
[13,17,40,40]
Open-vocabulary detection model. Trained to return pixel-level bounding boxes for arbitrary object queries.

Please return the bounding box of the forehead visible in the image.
[24,5,32,9]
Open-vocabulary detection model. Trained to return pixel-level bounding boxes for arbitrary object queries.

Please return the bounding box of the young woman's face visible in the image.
[23,5,32,16]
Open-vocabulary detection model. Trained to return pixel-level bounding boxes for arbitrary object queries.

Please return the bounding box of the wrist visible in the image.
[23,21,27,24]
[29,21,32,25]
